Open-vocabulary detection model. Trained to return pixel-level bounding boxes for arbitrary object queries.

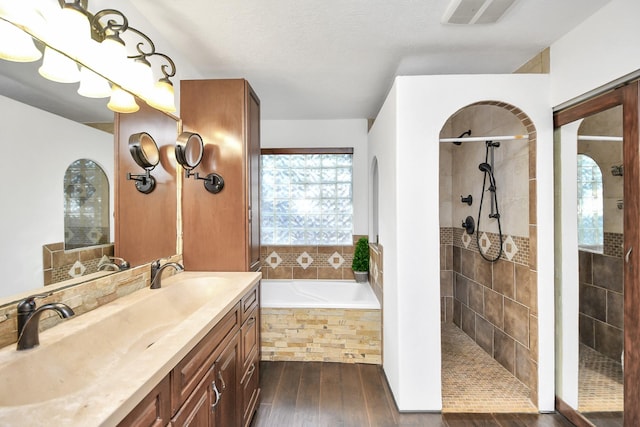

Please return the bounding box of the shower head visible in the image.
[478,162,492,173]
[452,129,472,145]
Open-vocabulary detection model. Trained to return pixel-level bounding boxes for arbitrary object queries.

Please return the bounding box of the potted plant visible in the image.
[352,237,370,283]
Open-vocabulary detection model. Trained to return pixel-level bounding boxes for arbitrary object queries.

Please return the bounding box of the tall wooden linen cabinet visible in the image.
[180,79,261,272]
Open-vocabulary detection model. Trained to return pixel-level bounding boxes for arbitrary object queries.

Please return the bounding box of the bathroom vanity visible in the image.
[119,279,261,427]
[0,272,261,427]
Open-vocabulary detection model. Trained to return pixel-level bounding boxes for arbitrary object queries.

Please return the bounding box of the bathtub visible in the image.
[260,280,382,364]
[261,279,380,309]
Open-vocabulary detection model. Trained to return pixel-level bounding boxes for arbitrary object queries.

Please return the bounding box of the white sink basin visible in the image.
[0,273,234,407]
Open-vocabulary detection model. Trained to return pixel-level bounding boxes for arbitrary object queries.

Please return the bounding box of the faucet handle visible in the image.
[17,292,53,314]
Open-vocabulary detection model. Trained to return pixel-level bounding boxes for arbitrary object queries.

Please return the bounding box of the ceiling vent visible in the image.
[442,0,516,25]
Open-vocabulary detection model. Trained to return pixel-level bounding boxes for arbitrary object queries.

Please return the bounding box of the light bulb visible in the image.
[38,46,80,83]
[147,80,176,113]
[0,20,41,62]
[108,86,139,113]
[78,66,111,98]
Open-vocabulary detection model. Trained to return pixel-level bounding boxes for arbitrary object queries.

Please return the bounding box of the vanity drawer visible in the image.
[240,350,260,427]
[241,304,259,367]
[171,302,240,414]
[241,283,259,323]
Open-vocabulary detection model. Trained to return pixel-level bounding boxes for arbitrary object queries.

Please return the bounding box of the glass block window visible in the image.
[261,150,353,245]
[577,154,603,252]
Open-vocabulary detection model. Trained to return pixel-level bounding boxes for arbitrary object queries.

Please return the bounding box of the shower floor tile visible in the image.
[441,322,537,413]
[579,344,623,412]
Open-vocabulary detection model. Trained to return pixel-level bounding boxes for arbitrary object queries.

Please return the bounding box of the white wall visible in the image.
[261,119,369,235]
[369,74,555,411]
[368,85,401,404]
[551,0,640,107]
[0,95,114,297]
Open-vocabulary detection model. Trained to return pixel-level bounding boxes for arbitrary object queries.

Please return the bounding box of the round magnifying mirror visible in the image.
[129,132,160,170]
[175,132,204,171]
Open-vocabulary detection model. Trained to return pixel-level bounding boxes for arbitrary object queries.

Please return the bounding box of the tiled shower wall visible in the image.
[443,226,537,404]
[579,247,624,361]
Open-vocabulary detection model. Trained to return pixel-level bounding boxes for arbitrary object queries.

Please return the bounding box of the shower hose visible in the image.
[476,142,504,263]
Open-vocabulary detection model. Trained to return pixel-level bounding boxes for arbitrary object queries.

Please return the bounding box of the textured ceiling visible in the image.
[0,0,611,123]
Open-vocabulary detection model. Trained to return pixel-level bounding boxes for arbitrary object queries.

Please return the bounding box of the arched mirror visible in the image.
[64,159,110,250]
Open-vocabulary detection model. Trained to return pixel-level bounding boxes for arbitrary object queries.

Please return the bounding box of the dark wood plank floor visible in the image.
[251,361,576,427]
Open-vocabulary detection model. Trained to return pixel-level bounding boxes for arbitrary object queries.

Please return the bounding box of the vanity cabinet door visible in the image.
[212,331,240,427]
[117,375,171,427]
[240,284,260,426]
[171,303,240,414]
[170,367,214,427]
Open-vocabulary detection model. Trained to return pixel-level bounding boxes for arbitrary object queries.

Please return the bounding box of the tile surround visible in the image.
[261,307,381,364]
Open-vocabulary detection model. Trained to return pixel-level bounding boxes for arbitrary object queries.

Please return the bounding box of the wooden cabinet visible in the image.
[181,79,261,272]
[212,333,240,427]
[120,283,260,427]
[240,287,260,427]
[117,376,171,427]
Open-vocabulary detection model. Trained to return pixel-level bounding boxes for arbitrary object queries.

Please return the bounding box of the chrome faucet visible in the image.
[16,294,75,351]
[150,260,184,289]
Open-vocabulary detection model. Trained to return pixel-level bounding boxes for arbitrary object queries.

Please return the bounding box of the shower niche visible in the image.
[438,101,538,411]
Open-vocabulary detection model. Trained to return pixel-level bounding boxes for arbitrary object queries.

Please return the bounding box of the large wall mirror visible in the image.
[554,82,640,426]
[0,93,116,299]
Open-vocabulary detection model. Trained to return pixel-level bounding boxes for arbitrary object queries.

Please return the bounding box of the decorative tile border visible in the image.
[260,235,367,281]
[449,227,530,266]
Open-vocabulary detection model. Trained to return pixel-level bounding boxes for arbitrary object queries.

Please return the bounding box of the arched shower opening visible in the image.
[438,100,539,412]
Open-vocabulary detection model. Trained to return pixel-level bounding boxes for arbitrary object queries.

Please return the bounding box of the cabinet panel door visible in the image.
[241,305,259,368]
[117,375,171,427]
[247,84,261,272]
[213,332,240,427]
[171,368,213,427]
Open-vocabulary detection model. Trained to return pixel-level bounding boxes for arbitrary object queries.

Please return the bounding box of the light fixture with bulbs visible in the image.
[0,0,177,114]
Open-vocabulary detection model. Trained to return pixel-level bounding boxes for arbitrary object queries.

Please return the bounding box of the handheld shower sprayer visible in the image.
[476,141,503,262]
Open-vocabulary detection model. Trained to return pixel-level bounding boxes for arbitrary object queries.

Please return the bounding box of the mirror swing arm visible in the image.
[175,132,225,194]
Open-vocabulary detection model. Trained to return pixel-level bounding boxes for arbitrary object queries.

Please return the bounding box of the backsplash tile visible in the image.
[0,255,182,349]
[43,242,115,286]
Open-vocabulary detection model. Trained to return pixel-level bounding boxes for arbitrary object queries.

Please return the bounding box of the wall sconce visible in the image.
[0,1,177,114]
[175,132,225,194]
[127,132,160,194]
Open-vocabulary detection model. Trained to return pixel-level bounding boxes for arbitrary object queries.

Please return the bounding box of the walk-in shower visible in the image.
[438,102,536,413]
